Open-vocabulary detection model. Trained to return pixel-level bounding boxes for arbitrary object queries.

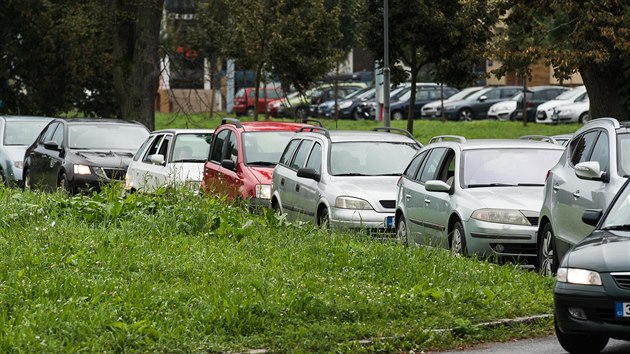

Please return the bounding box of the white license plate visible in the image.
[615,302,630,317]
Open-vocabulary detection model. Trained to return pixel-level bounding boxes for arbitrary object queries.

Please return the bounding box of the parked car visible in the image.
[421,86,484,119]
[271,127,421,231]
[441,86,522,121]
[536,85,587,123]
[23,118,150,194]
[200,118,320,207]
[488,86,570,121]
[551,134,573,147]
[395,135,565,263]
[554,177,630,353]
[538,118,630,275]
[0,115,55,186]
[357,83,436,120]
[550,94,590,123]
[125,129,214,193]
[389,85,459,120]
[316,87,375,119]
[233,87,284,118]
[268,83,367,119]
[308,85,367,117]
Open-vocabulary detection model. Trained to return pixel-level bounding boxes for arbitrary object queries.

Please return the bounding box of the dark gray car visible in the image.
[442,86,521,121]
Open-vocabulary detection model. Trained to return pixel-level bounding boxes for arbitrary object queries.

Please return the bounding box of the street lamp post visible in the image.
[383,0,390,127]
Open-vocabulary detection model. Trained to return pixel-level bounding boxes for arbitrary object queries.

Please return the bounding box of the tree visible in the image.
[110,0,164,131]
[360,0,500,133]
[498,0,630,121]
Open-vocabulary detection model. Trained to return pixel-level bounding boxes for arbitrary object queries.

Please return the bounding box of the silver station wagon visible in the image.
[271,127,422,232]
[395,136,565,264]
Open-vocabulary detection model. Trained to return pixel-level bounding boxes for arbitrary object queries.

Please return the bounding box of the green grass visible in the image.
[0,185,555,353]
[155,111,581,144]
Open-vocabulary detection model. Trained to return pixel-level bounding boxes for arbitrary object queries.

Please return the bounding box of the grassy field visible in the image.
[0,114,574,352]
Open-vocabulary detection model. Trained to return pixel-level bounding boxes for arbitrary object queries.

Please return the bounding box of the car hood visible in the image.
[537,99,570,111]
[245,165,274,184]
[71,150,135,168]
[564,230,630,272]
[464,186,544,211]
[2,145,28,163]
[330,175,399,201]
[489,101,517,111]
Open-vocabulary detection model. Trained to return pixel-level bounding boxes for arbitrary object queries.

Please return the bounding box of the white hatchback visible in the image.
[125,129,214,193]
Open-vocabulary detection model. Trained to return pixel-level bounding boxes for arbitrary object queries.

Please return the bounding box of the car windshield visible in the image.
[243,131,297,165]
[67,124,149,150]
[171,133,213,163]
[601,181,630,231]
[462,148,563,187]
[554,86,586,100]
[330,141,420,176]
[4,120,52,145]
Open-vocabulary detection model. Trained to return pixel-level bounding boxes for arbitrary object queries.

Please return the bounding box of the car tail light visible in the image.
[527,101,535,107]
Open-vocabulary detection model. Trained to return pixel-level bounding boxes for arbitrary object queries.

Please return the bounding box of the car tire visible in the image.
[458,108,473,121]
[396,215,409,245]
[353,108,364,121]
[450,221,467,256]
[246,107,255,118]
[392,110,404,121]
[318,206,329,229]
[0,168,5,186]
[555,319,608,354]
[23,168,32,191]
[295,107,308,120]
[579,112,591,124]
[58,172,70,194]
[538,222,559,276]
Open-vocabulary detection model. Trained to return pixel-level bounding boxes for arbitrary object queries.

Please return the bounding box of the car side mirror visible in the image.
[297,167,320,182]
[425,180,452,193]
[44,140,60,150]
[478,95,488,102]
[575,161,606,181]
[149,154,165,165]
[221,159,236,171]
[582,208,603,226]
[205,136,213,145]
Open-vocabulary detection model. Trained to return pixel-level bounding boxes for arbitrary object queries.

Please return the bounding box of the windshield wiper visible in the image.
[247,161,276,166]
[172,159,205,163]
[335,173,368,176]
[602,224,630,231]
[467,183,516,188]
[517,183,545,186]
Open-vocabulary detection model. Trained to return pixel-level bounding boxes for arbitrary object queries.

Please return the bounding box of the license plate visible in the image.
[385,216,394,228]
[615,302,630,317]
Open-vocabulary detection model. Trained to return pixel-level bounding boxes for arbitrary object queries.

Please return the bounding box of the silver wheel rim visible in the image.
[397,218,408,244]
[451,227,463,255]
[540,230,554,276]
[353,109,363,120]
[460,110,472,121]
[581,113,591,123]
[393,112,403,120]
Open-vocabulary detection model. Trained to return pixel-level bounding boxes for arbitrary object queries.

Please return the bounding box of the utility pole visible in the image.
[383,0,390,127]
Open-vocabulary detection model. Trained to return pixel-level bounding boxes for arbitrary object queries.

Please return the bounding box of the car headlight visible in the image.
[13,161,23,169]
[338,100,353,109]
[470,208,530,225]
[557,267,602,286]
[73,164,92,175]
[335,196,373,210]
[255,184,271,200]
[444,105,458,111]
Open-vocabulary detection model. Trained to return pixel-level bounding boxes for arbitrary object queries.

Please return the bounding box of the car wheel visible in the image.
[396,215,409,245]
[23,168,32,190]
[57,172,70,194]
[555,319,608,354]
[392,110,404,121]
[295,107,308,120]
[538,223,559,276]
[450,221,467,256]
[0,169,5,186]
[579,112,591,124]
[246,107,255,118]
[458,108,473,121]
[353,108,364,121]
[318,206,329,229]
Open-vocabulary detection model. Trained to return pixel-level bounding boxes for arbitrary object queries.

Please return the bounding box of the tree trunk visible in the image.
[253,61,264,121]
[406,65,420,135]
[521,74,527,127]
[110,0,164,131]
[580,58,630,121]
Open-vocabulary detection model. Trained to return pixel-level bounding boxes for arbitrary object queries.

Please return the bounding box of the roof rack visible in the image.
[428,135,467,144]
[221,117,242,128]
[519,135,558,144]
[372,127,414,140]
[301,118,325,127]
[298,126,330,138]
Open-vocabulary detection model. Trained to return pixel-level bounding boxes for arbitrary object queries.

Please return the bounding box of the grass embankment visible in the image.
[1,186,554,353]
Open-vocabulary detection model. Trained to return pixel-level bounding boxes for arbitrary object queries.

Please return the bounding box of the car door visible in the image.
[42,122,65,190]
[283,139,315,221]
[274,138,302,218]
[294,140,322,223]
[472,87,503,118]
[397,150,427,240]
[28,122,57,189]
[421,148,456,248]
[134,133,173,191]
[553,130,605,248]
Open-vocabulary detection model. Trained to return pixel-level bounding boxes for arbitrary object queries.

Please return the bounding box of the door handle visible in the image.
[424,198,431,204]
[405,194,411,200]
[295,184,300,192]
[280,178,284,186]
[572,190,580,199]
[552,184,559,191]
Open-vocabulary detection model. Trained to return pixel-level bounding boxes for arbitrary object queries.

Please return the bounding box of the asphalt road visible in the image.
[431,336,630,354]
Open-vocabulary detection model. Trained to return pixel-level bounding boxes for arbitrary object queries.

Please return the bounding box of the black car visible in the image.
[389,85,459,120]
[23,118,150,194]
[510,85,570,122]
[442,85,521,121]
[554,178,630,353]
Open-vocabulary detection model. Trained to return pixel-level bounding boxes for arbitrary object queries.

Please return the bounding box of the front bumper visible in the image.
[69,168,126,193]
[330,207,395,234]
[465,219,538,260]
[555,279,630,341]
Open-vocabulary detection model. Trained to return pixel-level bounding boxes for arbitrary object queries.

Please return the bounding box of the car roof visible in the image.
[427,137,566,151]
[150,128,214,135]
[50,118,146,126]
[296,129,419,144]
[0,115,56,121]
[219,119,318,132]
[526,85,569,91]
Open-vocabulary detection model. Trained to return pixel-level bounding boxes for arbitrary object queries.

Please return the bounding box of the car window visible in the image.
[134,135,155,162]
[618,133,630,176]
[227,132,238,164]
[290,140,314,170]
[570,131,599,166]
[243,131,296,165]
[589,132,609,172]
[330,141,419,176]
[418,148,447,182]
[501,88,520,98]
[279,139,301,166]
[210,130,229,162]
[50,123,64,146]
[416,90,430,100]
[404,151,427,180]
[437,149,456,184]
[171,133,212,163]
[143,134,165,162]
[157,134,172,159]
[482,89,501,100]
[40,122,59,144]
[305,142,322,172]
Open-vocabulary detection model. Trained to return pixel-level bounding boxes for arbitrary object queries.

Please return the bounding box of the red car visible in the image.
[201,118,319,207]
[233,87,285,117]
